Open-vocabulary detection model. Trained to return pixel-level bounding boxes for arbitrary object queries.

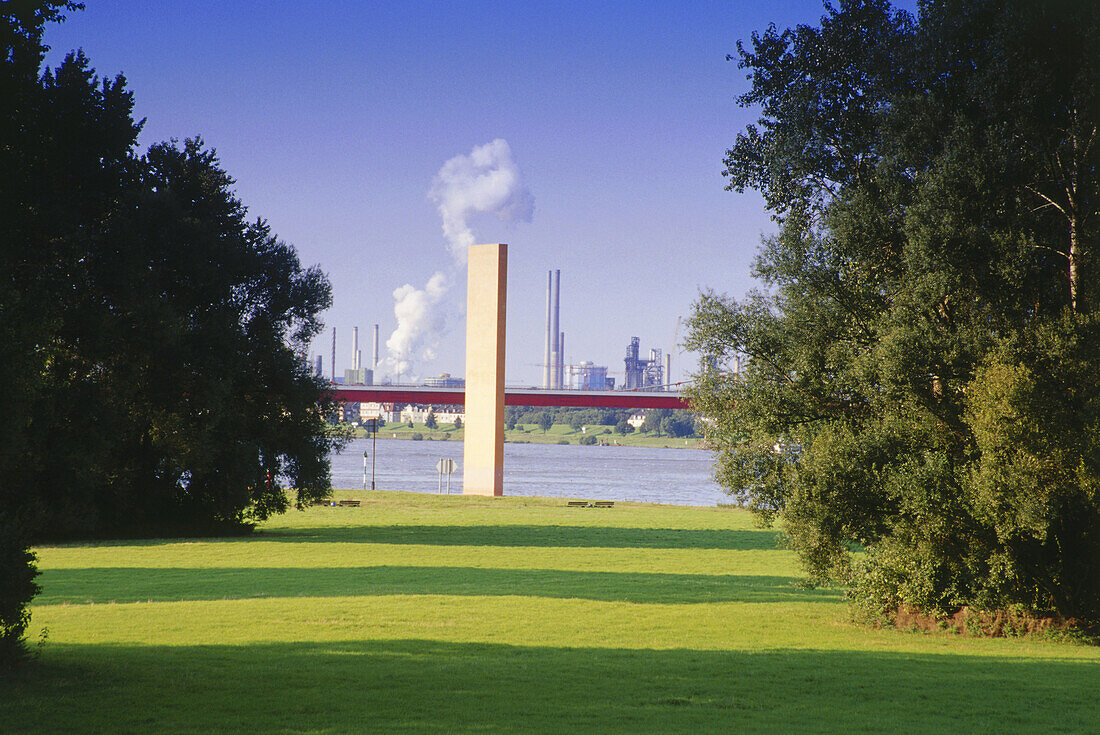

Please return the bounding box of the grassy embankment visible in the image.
[6,491,1099,733]
[357,421,703,448]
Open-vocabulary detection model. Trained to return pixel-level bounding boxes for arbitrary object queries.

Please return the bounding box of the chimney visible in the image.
[550,269,561,388]
[352,326,360,370]
[372,324,380,368]
[544,271,552,389]
[559,331,565,388]
[330,327,336,381]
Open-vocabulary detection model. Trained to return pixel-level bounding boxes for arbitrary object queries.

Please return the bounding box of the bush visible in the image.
[615,420,634,435]
[580,435,597,445]
[411,433,424,441]
[0,518,40,667]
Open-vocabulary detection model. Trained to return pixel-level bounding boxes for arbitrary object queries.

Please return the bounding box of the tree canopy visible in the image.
[1,1,344,662]
[686,0,1100,630]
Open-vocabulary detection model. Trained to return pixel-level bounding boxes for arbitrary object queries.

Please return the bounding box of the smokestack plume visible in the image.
[383,139,533,380]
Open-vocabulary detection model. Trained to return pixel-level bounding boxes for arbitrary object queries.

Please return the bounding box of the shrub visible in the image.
[411,433,424,441]
[0,519,40,666]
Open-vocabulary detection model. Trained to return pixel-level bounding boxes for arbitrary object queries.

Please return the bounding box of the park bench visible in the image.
[337,499,361,507]
[566,500,615,508]
[592,501,614,508]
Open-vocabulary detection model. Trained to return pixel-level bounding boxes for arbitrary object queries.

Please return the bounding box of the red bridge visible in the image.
[333,384,688,409]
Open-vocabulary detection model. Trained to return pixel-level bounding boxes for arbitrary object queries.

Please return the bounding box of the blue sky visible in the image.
[43,1,915,387]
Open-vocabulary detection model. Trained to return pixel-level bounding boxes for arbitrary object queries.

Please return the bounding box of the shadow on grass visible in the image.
[35,566,840,605]
[257,524,782,550]
[4,640,1098,734]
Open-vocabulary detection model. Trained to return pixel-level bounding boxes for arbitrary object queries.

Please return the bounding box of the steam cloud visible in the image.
[383,139,532,380]
[430,138,534,262]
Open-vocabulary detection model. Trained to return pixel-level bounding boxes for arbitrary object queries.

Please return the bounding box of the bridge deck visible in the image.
[332,384,688,409]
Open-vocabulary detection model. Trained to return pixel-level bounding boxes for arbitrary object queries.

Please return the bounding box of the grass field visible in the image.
[5,492,1099,734]
[356,422,704,448]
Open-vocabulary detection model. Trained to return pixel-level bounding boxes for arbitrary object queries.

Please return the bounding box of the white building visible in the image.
[359,402,400,423]
[399,404,465,425]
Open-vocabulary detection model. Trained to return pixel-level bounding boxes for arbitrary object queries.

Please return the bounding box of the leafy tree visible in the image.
[538,412,553,433]
[661,412,696,439]
[688,0,1100,629]
[614,420,634,435]
[642,409,671,435]
[453,416,462,430]
[569,413,585,431]
[424,409,438,430]
[1,1,347,660]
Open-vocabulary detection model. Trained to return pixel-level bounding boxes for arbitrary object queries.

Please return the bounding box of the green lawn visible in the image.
[360,421,703,448]
[5,492,1099,733]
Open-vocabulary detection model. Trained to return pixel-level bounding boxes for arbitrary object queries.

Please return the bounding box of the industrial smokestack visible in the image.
[352,326,360,370]
[543,271,552,389]
[331,327,336,381]
[665,353,671,391]
[372,324,380,368]
[551,269,561,388]
[559,331,565,388]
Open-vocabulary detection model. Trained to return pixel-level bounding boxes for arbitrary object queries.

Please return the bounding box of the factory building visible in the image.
[423,373,465,389]
[567,361,611,390]
[624,337,664,390]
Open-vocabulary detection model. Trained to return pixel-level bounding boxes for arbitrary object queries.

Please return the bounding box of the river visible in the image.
[330,438,729,506]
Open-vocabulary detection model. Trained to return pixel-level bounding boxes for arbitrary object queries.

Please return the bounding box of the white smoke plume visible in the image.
[429,138,534,263]
[382,139,533,381]
[384,271,449,380]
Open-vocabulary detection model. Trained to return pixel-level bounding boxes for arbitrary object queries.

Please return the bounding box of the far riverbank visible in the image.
[343,421,704,449]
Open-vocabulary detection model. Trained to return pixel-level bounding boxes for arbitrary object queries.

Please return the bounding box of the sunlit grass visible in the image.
[5,491,1099,734]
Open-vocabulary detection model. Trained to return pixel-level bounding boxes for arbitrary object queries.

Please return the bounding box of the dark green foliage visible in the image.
[0,515,39,667]
[505,406,630,428]
[641,409,670,435]
[0,2,344,658]
[537,412,553,433]
[580,434,598,445]
[689,0,1100,627]
[614,420,634,435]
[424,410,438,430]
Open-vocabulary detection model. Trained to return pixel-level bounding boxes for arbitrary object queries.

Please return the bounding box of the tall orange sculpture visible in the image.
[462,243,507,496]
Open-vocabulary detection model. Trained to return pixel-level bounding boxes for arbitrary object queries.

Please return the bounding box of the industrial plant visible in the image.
[624,336,668,390]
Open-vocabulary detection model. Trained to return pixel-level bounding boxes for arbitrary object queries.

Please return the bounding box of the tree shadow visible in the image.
[255,524,783,550]
[5,640,1098,734]
[35,566,840,606]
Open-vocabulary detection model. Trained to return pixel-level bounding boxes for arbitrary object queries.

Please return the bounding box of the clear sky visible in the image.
[43,0,915,387]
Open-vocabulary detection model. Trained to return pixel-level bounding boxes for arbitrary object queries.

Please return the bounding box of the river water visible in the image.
[330,438,729,506]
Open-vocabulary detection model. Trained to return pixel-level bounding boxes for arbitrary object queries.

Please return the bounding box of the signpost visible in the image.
[364,419,377,490]
[436,458,457,493]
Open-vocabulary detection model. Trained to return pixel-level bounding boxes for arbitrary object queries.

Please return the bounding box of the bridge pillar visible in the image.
[463,243,507,496]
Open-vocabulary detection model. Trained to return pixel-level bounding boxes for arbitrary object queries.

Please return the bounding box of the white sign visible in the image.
[436,458,456,474]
